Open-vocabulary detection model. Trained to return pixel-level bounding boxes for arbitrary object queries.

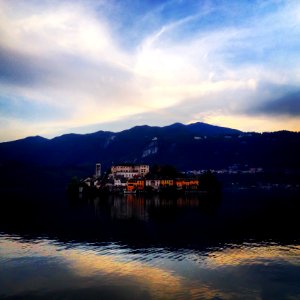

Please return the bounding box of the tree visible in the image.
[199,171,221,193]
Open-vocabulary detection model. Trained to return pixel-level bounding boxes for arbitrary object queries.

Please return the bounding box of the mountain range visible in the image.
[1,122,300,186]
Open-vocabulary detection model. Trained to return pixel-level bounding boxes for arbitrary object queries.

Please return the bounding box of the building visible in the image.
[111,164,149,178]
[83,177,93,187]
[113,177,127,187]
[113,172,139,179]
[145,179,160,190]
[160,179,174,187]
[95,163,101,178]
[175,179,199,190]
[127,178,145,191]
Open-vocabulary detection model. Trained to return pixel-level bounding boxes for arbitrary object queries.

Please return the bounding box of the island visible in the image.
[68,163,221,197]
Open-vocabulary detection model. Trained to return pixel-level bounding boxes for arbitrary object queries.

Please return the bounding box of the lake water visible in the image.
[1,189,300,299]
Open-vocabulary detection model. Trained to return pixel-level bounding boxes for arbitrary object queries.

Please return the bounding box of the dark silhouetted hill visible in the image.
[0,122,299,187]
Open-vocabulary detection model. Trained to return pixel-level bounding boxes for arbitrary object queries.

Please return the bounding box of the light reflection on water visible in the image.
[96,194,219,221]
[1,189,300,299]
[1,233,300,299]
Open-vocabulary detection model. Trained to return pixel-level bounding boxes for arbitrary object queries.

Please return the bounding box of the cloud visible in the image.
[0,47,43,85]
[0,1,145,127]
[1,0,300,141]
[252,90,300,116]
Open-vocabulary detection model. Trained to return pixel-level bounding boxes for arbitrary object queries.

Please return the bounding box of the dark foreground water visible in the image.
[1,188,300,299]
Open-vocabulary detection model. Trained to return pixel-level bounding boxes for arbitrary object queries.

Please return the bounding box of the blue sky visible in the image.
[0,0,300,141]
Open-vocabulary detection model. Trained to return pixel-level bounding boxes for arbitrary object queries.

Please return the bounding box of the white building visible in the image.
[95,163,101,178]
[145,179,160,190]
[83,177,93,187]
[114,178,127,187]
[114,172,139,179]
[111,165,149,177]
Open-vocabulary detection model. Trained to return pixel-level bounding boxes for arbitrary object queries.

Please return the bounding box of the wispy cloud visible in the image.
[0,0,300,141]
[251,90,300,116]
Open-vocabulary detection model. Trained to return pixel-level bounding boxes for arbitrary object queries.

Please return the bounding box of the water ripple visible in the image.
[1,233,300,299]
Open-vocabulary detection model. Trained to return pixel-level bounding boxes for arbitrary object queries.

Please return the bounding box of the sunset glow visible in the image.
[1,0,300,141]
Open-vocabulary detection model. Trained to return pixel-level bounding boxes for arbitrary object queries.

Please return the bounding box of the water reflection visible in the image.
[1,189,300,248]
[1,234,300,299]
[2,190,300,298]
[91,193,221,222]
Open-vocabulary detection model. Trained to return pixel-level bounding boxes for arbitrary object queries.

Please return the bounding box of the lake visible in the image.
[1,188,300,299]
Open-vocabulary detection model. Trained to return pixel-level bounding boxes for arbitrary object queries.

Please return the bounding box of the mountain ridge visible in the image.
[4,121,300,144]
[0,122,299,175]
[1,122,244,144]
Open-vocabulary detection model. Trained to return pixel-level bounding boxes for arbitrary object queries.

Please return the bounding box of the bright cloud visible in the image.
[0,0,300,141]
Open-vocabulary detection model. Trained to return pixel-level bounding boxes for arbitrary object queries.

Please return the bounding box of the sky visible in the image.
[0,0,300,141]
